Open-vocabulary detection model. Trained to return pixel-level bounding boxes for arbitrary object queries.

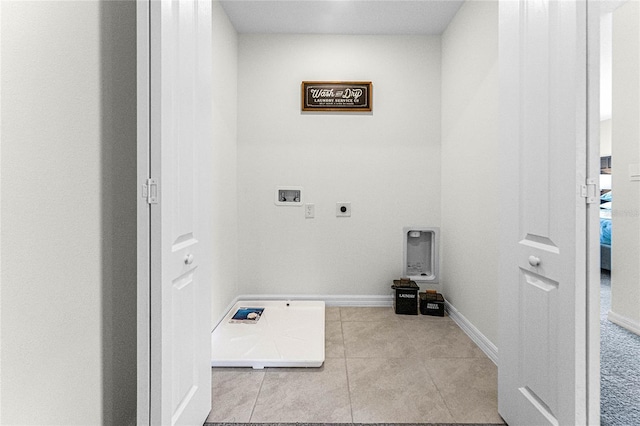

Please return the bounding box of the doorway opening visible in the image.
[598,2,640,424]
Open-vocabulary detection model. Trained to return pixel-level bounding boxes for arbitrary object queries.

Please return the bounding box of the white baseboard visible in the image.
[237,293,394,307]
[445,301,498,365]
[213,294,393,328]
[607,310,640,336]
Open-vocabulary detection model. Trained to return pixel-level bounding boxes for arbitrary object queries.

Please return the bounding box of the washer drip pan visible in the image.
[211,300,325,369]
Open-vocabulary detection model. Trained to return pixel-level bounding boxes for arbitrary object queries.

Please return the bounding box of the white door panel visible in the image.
[499,0,588,425]
[139,0,213,424]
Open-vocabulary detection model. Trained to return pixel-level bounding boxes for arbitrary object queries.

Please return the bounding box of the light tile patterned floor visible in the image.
[206,307,504,424]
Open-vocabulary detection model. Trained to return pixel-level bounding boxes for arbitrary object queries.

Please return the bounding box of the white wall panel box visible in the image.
[275,186,303,206]
[403,227,439,283]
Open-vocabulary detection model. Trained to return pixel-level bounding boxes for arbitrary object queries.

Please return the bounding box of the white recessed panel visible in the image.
[275,186,303,206]
[211,300,325,369]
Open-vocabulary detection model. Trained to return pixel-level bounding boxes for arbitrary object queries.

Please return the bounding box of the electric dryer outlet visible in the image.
[336,202,351,217]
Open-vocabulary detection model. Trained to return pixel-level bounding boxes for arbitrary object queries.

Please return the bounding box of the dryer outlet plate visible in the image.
[336,202,351,217]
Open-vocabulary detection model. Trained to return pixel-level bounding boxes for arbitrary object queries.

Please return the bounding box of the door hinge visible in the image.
[580,178,597,204]
[142,178,159,204]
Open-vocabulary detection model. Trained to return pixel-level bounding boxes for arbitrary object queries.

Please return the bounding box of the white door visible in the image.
[138,0,213,424]
[498,1,590,425]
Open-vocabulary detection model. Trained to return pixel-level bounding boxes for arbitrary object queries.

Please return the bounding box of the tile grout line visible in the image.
[247,369,267,423]
[340,316,356,424]
[398,311,458,423]
[419,357,456,423]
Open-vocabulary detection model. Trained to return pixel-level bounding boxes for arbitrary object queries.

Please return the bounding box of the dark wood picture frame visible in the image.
[301,81,372,112]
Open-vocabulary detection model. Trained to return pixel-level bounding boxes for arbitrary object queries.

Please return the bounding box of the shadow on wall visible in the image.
[100,1,137,424]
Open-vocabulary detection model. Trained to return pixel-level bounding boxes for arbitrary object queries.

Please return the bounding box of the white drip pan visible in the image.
[211,300,325,369]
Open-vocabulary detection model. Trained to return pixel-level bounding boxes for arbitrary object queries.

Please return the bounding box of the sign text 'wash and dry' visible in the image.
[301,82,372,112]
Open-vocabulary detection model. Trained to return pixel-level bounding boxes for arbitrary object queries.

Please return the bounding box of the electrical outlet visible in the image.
[336,202,351,217]
[305,203,315,218]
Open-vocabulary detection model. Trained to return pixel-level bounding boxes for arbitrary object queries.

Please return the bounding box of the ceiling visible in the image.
[220,0,465,35]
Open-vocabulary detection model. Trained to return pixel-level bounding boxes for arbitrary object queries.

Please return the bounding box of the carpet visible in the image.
[600,270,640,425]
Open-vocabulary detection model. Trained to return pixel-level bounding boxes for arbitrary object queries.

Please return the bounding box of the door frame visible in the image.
[133,0,603,423]
[137,1,214,423]
[586,0,601,423]
[136,0,151,424]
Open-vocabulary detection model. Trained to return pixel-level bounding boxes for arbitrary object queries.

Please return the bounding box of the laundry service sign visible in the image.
[301,81,372,112]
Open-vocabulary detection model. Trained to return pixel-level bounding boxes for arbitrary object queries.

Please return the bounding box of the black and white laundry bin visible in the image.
[391,279,419,315]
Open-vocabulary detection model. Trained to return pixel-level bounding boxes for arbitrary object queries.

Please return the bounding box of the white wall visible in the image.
[611,0,640,328]
[1,1,137,424]
[601,119,612,156]
[237,35,441,296]
[210,0,240,326]
[602,12,613,121]
[440,0,499,345]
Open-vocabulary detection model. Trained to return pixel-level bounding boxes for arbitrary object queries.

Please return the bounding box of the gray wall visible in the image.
[440,0,500,346]
[1,1,137,423]
[210,0,240,326]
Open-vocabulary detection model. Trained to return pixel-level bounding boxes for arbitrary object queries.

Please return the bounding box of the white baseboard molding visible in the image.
[237,293,394,307]
[445,301,498,365]
[608,310,640,336]
[213,294,393,329]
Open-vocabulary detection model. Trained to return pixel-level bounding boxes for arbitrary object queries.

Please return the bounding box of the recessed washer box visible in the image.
[403,226,439,283]
[275,186,303,206]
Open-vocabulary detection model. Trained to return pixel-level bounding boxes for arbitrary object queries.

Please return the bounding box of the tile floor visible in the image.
[205,307,504,424]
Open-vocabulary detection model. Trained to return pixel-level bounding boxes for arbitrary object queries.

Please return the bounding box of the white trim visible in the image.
[607,310,640,336]
[213,294,394,328]
[586,1,602,423]
[0,0,3,417]
[445,301,498,365]
[136,1,151,425]
[236,294,393,307]
[239,294,393,307]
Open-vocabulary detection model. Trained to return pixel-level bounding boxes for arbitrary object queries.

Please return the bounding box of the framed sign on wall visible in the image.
[301,81,372,112]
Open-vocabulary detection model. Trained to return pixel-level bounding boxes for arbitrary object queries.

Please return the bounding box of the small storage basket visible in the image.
[419,292,445,316]
[392,279,419,315]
